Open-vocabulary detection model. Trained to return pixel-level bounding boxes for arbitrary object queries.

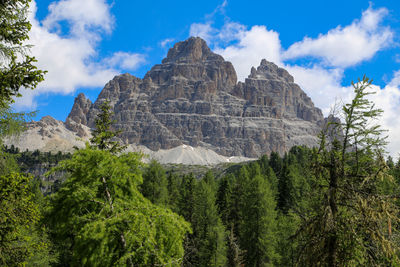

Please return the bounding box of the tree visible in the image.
[90,100,126,153]
[187,179,227,266]
[240,174,279,266]
[0,0,45,108]
[47,147,190,266]
[141,159,169,206]
[0,172,41,265]
[296,76,400,266]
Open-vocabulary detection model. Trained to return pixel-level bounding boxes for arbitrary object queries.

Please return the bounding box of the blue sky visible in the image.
[15,0,400,155]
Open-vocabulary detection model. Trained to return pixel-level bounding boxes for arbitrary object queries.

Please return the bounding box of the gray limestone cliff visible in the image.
[66,37,325,157]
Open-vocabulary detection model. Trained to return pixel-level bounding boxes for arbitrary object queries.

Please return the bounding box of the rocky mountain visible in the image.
[7,37,326,162]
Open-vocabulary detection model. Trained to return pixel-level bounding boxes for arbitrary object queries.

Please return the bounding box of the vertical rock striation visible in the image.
[66,37,325,158]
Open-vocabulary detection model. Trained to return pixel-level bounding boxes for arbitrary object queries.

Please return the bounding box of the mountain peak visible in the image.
[248,59,294,83]
[162,37,223,63]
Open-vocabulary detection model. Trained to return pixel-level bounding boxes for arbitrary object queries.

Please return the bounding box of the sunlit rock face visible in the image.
[65,37,325,158]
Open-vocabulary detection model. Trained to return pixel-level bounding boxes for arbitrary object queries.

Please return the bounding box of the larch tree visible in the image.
[46,147,191,266]
[296,76,400,266]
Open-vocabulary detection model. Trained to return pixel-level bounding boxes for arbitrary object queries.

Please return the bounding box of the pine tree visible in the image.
[167,172,181,212]
[141,160,168,206]
[189,179,227,266]
[240,174,279,266]
[90,100,126,153]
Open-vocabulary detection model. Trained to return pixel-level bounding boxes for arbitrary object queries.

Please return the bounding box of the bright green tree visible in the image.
[0,172,41,265]
[47,147,190,266]
[296,76,400,266]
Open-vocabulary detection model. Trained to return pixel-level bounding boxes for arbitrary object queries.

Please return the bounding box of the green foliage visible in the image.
[141,160,169,205]
[167,172,182,212]
[47,147,190,266]
[0,172,42,265]
[185,179,227,266]
[90,100,126,153]
[240,174,279,266]
[296,76,400,266]
[0,0,46,107]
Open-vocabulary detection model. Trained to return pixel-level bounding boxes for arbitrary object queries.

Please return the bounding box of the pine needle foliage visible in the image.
[90,100,126,153]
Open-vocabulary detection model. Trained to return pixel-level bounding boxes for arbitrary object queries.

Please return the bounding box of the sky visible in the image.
[13,0,400,156]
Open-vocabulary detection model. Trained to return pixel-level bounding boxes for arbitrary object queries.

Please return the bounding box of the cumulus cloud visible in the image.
[103,52,146,70]
[42,0,114,36]
[367,82,400,157]
[13,0,145,110]
[215,25,282,82]
[284,65,352,114]
[283,7,392,68]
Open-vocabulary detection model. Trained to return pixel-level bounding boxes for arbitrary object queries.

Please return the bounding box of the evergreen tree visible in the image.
[167,172,181,212]
[227,225,244,267]
[90,100,126,153]
[178,173,197,222]
[240,174,279,266]
[297,76,400,266]
[187,179,227,266]
[141,160,169,206]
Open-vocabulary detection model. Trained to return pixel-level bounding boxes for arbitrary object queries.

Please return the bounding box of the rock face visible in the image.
[66,37,325,158]
[4,116,90,153]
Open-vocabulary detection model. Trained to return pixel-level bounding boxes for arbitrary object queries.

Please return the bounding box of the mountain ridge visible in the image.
[7,37,327,163]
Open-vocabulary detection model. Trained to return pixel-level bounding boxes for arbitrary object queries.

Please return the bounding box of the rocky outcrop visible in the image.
[64,37,324,158]
[4,116,90,153]
[6,37,327,161]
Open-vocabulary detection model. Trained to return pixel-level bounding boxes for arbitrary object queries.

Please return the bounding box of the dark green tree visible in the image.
[141,159,169,206]
[187,179,227,266]
[167,172,181,212]
[90,100,126,153]
[240,174,279,266]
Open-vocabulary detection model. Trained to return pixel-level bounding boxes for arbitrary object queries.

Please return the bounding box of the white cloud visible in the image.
[103,52,146,70]
[42,0,114,36]
[284,65,352,115]
[13,0,145,110]
[368,82,400,157]
[283,7,392,68]
[160,38,175,48]
[215,26,282,81]
[190,22,215,43]
[188,6,393,113]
